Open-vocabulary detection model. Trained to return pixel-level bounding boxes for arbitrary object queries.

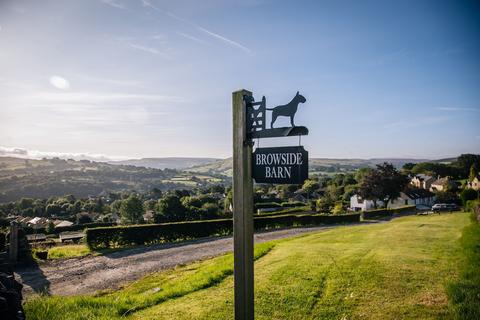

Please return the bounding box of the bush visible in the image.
[254,202,281,210]
[362,205,416,220]
[86,213,361,250]
[24,222,116,235]
[280,201,305,208]
[460,189,479,206]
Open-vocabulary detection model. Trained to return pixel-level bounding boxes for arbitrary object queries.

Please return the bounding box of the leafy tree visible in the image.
[302,179,320,195]
[46,221,55,234]
[469,164,478,182]
[402,162,416,171]
[460,188,478,206]
[155,195,185,222]
[316,196,334,213]
[456,154,480,178]
[332,202,345,215]
[77,212,93,224]
[359,162,408,208]
[120,195,144,224]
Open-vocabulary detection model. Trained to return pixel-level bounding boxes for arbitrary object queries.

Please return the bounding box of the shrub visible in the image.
[254,202,281,210]
[362,205,416,220]
[280,201,305,208]
[86,213,361,250]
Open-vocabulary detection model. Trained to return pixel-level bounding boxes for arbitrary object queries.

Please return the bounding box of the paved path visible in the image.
[15,224,359,297]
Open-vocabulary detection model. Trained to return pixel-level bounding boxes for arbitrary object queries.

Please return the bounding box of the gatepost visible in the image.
[232,89,254,320]
[232,89,309,320]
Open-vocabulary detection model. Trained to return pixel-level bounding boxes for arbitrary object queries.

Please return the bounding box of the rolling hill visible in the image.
[109,157,220,170]
[0,157,221,202]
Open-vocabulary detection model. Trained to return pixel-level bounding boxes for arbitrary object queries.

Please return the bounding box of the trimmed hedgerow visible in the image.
[254,202,281,210]
[24,222,116,235]
[86,213,361,250]
[362,205,416,220]
[280,201,306,208]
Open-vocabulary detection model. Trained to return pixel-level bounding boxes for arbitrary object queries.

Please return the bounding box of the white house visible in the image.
[350,189,436,212]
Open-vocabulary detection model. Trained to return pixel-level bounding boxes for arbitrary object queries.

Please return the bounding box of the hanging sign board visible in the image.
[252,146,308,184]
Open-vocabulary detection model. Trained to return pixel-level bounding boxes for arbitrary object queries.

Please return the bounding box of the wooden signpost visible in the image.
[232,89,309,320]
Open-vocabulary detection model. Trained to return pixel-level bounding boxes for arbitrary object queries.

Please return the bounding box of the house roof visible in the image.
[403,189,435,200]
[414,174,434,182]
[55,220,74,228]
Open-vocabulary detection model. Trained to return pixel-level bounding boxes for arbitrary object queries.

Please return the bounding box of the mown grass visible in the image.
[46,244,92,260]
[447,213,480,319]
[25,213,470,319]
[24,242,275,320]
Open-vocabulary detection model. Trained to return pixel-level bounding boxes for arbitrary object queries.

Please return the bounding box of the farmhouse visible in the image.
[350,190,436,211]
[466,176,480,191]
[410,174,435,190]
[429,176,458,192]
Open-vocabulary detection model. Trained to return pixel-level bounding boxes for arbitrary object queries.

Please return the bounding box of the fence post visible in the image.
[232,89,254,320]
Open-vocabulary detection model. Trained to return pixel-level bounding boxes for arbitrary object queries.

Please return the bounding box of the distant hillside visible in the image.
[0,157,221,202]
[109,157,220,170]
[189,157,430,176]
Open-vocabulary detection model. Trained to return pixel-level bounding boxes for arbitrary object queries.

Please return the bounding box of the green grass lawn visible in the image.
[25,212,471,319]
[46,244,92,259]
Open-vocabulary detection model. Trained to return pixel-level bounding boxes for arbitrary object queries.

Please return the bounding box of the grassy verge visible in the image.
[25,212,469,319]
[24,242,275,320]
[46,244,92,260]
[447,214,480,319]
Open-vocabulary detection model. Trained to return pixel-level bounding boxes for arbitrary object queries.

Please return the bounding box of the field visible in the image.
[25,212,471,319]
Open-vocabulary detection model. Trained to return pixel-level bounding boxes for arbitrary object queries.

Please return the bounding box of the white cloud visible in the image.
[26,91,186,105]
[49,76,70,90]
[100,0,126,10]
[142,2,252,55]
[177,32,209,45]
[0,145,126,161]
[127,42,161,55]
[196,26,251,55]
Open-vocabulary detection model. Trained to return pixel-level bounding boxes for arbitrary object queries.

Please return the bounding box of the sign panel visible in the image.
[252,146,308,184]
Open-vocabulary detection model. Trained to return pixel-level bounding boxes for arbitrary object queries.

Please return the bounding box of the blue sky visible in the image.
[0,0,479,160]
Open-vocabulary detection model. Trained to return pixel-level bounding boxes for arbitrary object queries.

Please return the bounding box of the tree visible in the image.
[469,164,478,182]
[316,196,334,213]
[302,179,320,197]
[460,188,478,206]
[155,195,185,222]
[456,154,480,178]
[402,162,416,171]
[358,162,409,208]
[120,195,144,224]
[77,212,93,224]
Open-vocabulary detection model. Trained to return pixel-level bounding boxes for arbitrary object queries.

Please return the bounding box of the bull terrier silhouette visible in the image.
[267,91,306,128]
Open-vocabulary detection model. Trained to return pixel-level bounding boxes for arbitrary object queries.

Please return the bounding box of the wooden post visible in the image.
[9,221,18,263]
[232,89,254,320]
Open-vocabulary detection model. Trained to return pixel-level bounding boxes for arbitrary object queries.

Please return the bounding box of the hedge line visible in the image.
[24,222,116,235]
[362,205,416,220]
[255,201,306,210]
[86,213,360,250]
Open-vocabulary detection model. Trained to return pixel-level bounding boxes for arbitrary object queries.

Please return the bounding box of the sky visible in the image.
[0,0,479,160]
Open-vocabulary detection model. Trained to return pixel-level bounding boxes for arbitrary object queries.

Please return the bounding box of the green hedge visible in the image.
[362,205,416,220]
[255,202,281,210]
[280,201,306,208]
[24,222,116,235]
[86,213,360,250]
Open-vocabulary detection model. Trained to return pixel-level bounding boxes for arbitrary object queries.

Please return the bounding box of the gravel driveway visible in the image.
[15,225,350,297]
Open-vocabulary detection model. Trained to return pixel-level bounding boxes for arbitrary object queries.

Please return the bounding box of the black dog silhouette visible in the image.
[267,91,306,128]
